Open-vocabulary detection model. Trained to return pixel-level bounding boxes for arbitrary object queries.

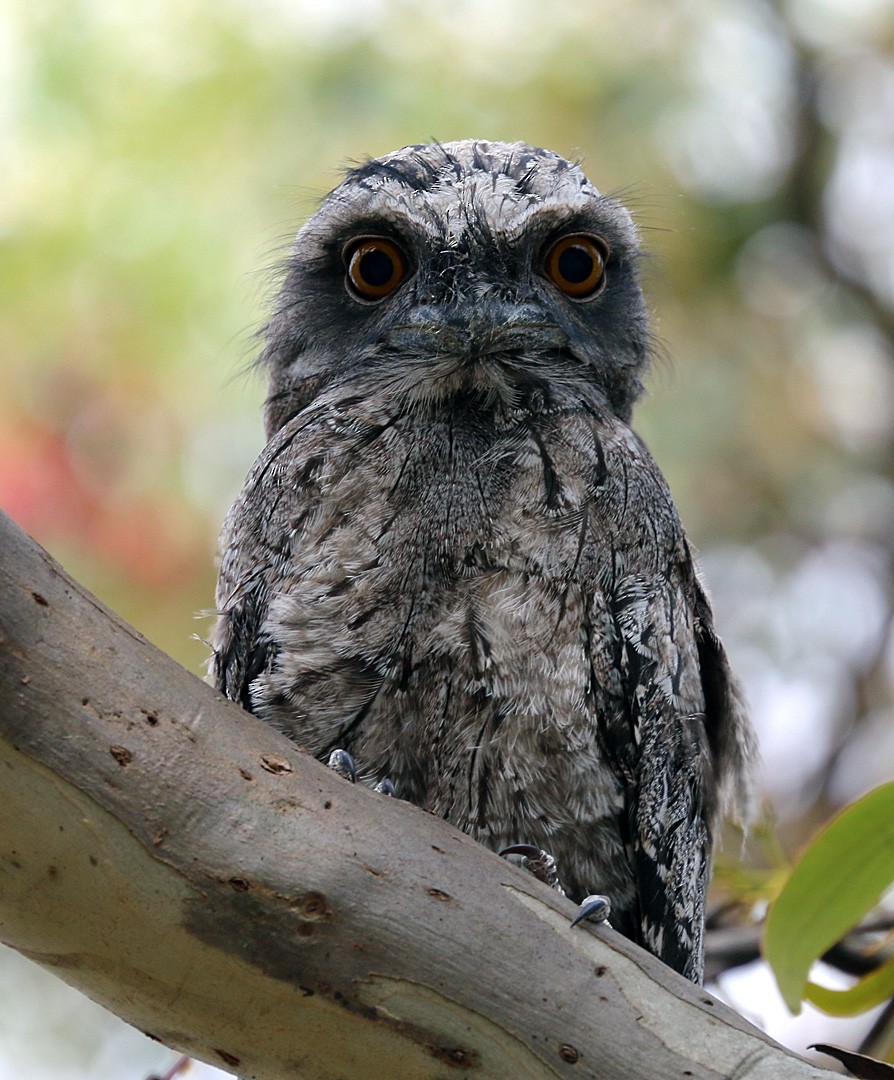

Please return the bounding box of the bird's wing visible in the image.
[592,423,750,982]
[611,567,713,981]
[210,409,332,709]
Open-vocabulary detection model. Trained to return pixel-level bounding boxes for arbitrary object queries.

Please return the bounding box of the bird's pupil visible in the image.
[360,248,394,286]
[558,245,594,283]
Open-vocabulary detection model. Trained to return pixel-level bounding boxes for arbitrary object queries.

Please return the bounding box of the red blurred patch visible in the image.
[0,410,205,592]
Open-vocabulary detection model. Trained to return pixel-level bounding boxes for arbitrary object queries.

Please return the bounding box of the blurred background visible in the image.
[1,0,893,1076]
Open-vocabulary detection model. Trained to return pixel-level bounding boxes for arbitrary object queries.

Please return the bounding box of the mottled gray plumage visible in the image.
[211,140,756,983]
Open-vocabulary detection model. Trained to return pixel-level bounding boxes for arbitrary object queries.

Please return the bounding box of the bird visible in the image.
[210,139,757,984]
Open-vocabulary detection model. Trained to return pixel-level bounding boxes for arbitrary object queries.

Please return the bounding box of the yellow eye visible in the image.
[345,237,407,301]
[544,234,607,299]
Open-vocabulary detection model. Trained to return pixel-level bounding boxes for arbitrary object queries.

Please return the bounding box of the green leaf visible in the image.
[805,956,894,1017]
[764,782,894,1013]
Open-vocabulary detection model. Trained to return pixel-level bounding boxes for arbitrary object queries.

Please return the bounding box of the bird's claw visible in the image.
[327,748,357,782]
[500,846,612,928]
[327,749,397,796]
[570,894,612,927]
[499,844,565,894]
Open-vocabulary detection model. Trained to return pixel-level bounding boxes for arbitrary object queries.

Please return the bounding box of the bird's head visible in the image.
[262,140,651,436]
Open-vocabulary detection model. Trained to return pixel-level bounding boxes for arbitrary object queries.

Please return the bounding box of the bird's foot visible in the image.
[326,748,396,796]
[499,844,566,895]
[571,894,612,927]
[499,845,613,928]
[327,748,357,781]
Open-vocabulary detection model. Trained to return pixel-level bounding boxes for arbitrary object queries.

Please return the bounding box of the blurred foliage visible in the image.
[2,0,894,1073]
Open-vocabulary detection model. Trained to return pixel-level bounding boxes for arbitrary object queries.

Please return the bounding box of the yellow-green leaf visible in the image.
[805,956,894,1017]
[764,782,894,1013]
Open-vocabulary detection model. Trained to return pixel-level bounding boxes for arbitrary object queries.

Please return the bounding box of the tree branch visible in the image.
[0,509,834,1079]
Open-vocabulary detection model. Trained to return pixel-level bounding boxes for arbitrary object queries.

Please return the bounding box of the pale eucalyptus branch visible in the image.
[0,510,834,1080]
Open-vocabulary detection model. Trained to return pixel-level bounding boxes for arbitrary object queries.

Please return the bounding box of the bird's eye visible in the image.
[543,234,607,299]
[344,237,407,301]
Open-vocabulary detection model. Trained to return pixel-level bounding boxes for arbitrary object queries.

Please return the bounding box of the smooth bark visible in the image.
[0,509,833,1079]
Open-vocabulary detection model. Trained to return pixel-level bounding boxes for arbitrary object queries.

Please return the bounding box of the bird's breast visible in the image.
[254,407,625,882]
